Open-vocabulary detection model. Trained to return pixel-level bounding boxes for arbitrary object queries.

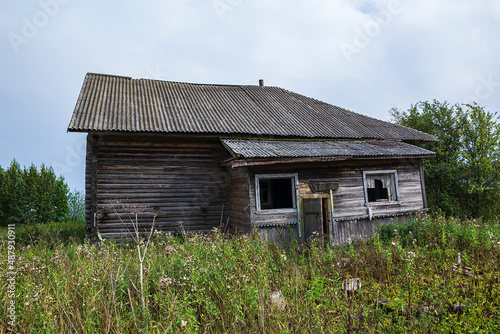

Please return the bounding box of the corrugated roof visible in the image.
[68,73,437,142]
[221,138,435,159]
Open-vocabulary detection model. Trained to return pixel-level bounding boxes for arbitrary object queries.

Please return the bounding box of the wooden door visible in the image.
[303,198,323,240]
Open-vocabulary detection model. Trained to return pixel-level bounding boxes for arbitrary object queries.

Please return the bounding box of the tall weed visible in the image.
[1,215,499,333]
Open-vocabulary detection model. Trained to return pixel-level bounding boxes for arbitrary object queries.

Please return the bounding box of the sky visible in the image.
[1,0,499,192]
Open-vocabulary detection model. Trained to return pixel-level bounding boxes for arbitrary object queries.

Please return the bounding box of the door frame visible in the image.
[300,194,333,243]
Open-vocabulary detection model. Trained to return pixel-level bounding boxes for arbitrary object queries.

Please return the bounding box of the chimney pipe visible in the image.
[259,79,264,87]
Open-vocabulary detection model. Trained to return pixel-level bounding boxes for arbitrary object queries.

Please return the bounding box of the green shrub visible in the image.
[380,213,499,252]
[8,219,85,245]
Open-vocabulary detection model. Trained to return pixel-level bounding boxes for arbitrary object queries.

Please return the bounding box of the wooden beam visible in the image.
[89,134,99,238]
[230,156,352,168]
[419,159,428,209]
[228,154,434,168]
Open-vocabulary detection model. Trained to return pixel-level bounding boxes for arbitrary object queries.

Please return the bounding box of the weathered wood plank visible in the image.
[228,167,251,231]
[243,158,427,243]
[86,135,231,239]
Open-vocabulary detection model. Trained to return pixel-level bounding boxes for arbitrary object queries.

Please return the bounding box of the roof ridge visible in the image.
[86,72,279,88]
[87,72,132,80]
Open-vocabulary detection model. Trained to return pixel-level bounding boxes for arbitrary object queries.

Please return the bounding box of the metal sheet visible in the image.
[221,138,435,159]
[68,73,438,142]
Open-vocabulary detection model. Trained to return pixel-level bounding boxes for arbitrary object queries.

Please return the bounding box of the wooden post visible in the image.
[296,187,302,239]
[419,160,428,209]
[89,134,99,238]
[329,189,337,243]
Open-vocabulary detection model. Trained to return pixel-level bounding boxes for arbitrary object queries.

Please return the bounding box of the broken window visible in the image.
[363,171,398,203]
[256,174,297,211]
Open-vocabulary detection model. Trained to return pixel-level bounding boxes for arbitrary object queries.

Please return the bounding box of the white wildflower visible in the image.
[406,251,415,260]
[270,290,287,310]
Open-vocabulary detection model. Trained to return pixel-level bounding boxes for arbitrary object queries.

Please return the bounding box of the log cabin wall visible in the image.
[228,167,251,232]
[244,158,425,244]
[84,132,427,244]
[84,135,98,238]
[85,134,231,239]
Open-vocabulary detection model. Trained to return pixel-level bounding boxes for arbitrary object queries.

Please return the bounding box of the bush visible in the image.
[5,219,86,245]
[379,213,500,253]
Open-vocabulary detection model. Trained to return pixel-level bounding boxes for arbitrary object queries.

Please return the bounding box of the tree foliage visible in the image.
[391,101,500,219]
[0,160,70,225]
[67,189,85,222]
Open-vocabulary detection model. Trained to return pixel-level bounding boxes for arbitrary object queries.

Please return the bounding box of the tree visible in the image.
[1,160,25,224]
[68,189,85,222]
[391,101,500,219]
[0,166,4,221]
[457,104,500,219]
[0,160,70,225]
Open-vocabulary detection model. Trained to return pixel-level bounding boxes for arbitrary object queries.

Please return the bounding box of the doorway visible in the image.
[302,197,330,242]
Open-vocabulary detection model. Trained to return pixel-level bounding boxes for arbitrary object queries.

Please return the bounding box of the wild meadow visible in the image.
[1,214,499,333]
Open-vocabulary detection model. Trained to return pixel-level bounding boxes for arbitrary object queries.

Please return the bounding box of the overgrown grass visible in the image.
[1,214,499,333]
[0,219,85,245]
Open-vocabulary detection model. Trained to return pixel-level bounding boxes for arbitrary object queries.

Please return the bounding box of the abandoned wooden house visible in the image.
[68,73,436,244]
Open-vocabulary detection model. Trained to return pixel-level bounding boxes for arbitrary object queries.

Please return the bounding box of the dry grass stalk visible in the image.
[104,200,158,318]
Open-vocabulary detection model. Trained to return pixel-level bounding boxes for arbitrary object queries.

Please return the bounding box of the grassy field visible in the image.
[1,215,499,333]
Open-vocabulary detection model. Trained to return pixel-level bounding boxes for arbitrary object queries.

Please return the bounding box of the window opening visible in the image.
[256,174,297,211]
[364,172,398,203]
[259,178,294,209]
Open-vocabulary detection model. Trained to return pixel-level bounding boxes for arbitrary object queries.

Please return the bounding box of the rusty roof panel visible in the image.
[221,138,435,159]
[68,73,437,142]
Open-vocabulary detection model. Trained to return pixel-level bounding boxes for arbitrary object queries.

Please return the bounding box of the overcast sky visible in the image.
[1,0,499,192]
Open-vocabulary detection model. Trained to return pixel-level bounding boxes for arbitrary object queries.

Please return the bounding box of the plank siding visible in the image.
[85,133,428,245]
[85,134,231,239]
[242,158,425,244]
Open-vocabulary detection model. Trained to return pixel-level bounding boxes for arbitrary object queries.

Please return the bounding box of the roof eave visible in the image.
[228,153,435,168]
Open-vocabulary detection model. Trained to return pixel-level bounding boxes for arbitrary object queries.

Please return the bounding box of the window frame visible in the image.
[255,173,299,213]
[362,170,400,205]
